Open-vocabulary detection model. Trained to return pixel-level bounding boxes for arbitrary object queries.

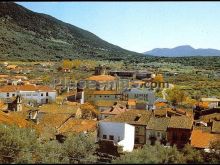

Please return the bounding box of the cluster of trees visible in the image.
[113,142,220,164]
[1,124,220,164]
[0,124,98,164]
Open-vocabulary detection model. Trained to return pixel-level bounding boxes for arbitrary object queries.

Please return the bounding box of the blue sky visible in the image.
[17,2,220,53]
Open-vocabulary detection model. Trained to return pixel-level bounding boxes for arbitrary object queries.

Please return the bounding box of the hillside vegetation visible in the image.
[0,2,146,61]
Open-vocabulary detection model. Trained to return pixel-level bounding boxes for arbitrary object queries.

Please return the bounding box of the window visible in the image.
[109,135,114,140]
[157,132,160,137]
[103,135,107,139]
[134,116,141,121]
[135,127,140,134]
[12,94,15,97]
[41,93,44,97]
[46,92,48,96]
[172,132,177,141]
[135,137,140,143]
[7,93,9,97]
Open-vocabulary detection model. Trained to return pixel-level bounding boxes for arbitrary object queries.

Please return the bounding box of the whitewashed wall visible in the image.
[98,121,135,152]
[0,91,56,104]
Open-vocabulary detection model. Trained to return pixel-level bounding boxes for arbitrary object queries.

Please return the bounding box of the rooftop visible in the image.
[57,119,97,135]
[0,85,55,92]
[146,116,170,131]
[190,129,218,149]
[168,116,193,129]
[86,75,116,81]
[212,120,220,133]
[104,109,152,125]
[101,103,128,115]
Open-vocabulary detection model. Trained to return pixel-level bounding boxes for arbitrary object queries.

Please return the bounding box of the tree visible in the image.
[113,143,185,164]
[166,87,187,106]
[0,124,39,164]
[35,140,69,164]
[153,74,164,82]
[62,59,73,69]
[181,144,204,163]
[63,133,98,163]
[206,139,220,163]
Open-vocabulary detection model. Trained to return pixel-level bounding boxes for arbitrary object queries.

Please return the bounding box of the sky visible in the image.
[17,2,220,53]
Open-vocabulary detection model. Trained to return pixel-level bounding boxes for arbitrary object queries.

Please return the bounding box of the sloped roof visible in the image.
[0,74,9,78]
[86,75,116,81]
[104,109,152,125]
[101,103,128,115]
[58,119,97,135]
[155,102,167,108]
[146,116,170,131]
[212,121,220,133]
[94,100,115,107]
[200,113,220,123]
[168,116,193,129]
[0,111,31,128]
[190,129,217,149]
[35,113,72,133]
[0,85,55,92]
[127,99,136,106]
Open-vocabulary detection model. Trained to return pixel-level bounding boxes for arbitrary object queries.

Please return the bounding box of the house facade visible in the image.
[98,121,135,152]
[99,110,153,149]
[146,117,170,145]
[0,85,56,105]
[167,116,193,148]
[122,88,155,110]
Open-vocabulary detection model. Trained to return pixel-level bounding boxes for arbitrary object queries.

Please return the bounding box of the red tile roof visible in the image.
[0,85,55,92]
[190,129,218,149]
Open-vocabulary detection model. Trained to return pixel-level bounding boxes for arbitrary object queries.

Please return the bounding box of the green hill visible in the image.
[0,2,147,61]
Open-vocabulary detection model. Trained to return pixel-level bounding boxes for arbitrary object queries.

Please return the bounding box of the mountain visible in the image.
[0,2,146,61]
[144,45,220,57]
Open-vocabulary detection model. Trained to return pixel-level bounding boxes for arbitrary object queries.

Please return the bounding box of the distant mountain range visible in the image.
[0,2,146,61]
[144,45,220,57]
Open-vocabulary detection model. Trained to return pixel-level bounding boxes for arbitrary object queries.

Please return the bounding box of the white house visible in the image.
[0,85,56,104]
[98,121,135,152]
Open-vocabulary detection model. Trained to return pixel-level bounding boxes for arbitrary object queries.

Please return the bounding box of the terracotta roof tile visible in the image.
[190,129,218,149]
[146,116,170,131]
[168,116,193,129]
[101,103,128,115]
[86,75,116,81]
[0,85,55,92]
[58,119,97,135]
[104,109,152,125]
[127,99,136,106]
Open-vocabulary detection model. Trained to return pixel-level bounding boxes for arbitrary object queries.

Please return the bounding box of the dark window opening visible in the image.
[46,92,48,96]
[110,107,114,112]
[172,132,177,141]
[134,116,141,121]
[7,93,9,97]
[109,135,114,140]
[135,137,140,143]
[103,135,107,139]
